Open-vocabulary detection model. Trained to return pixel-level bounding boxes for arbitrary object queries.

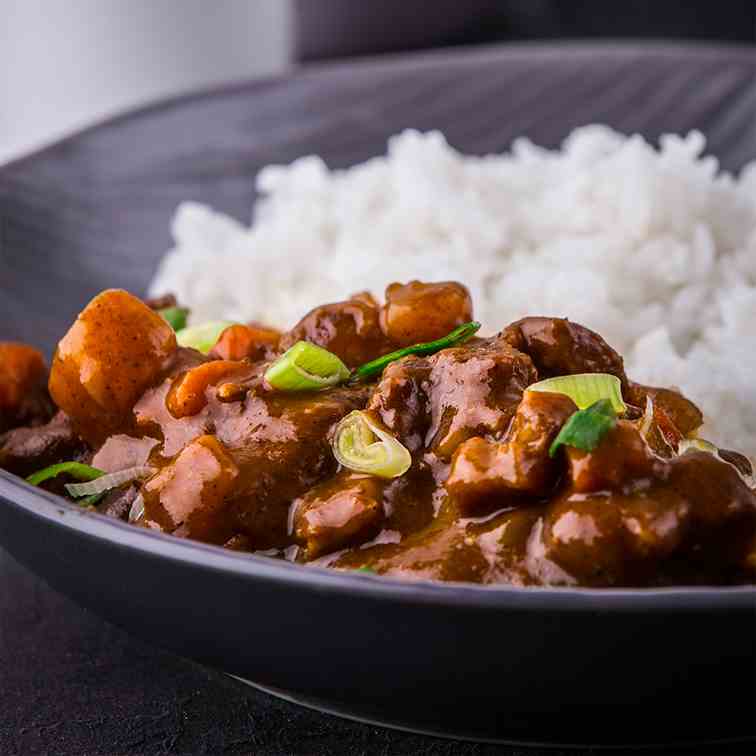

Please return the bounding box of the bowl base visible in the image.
[229,675,753,750]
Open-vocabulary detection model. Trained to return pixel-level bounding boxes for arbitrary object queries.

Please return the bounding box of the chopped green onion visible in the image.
[177,320,236,354]
[528,373,626,415]
[265,341,350,391]
[355,566,375,574]
[549,399,617,457]
[26,462,104,487]
[158,306,188,331]
[64,465,155,498]
[332,410,411,478]
[352,321,481,382]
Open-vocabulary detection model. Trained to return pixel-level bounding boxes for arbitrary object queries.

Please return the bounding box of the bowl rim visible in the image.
[2,470,754,612]
[1,39,754,172]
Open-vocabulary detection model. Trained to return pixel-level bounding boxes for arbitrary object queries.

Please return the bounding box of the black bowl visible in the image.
[1,42,755,746]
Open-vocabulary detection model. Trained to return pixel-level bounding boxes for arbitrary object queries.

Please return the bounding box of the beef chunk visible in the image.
[536,451,756,586]
[292,472,385,558]
[279,298,391,368]
[425,339,537,460]
[144,293,178,310]
[367,338,536,461]
[141,435,239,541]
[446,391,577,514]
[367,355,432,452]
[97,483,139,520]
[0,411,87,477]
[501,317,627,386]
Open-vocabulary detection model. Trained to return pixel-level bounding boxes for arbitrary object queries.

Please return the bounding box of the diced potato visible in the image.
[381,280,473,346]
[49,289,177,444]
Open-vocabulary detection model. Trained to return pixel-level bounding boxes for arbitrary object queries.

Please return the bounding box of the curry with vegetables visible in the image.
[2,281,755,587]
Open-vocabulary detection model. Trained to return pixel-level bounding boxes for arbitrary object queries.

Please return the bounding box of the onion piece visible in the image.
[527,373,626,415]
[64,465,155,498]
[639,396,654,440]
[265,341,350,391]
[128,493,145,523]
[332,410,411,479]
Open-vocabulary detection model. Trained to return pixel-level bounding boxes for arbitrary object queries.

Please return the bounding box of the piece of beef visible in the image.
[366,355,432,452]
[279,298,392,369]
[0,411,88,478]
[535,443,756,586]
[143,293,178,310]
[501,317,628,387]
[291,471,385,559]
[97,483,139,520]
[424,339,537,460]
[446,391,577,514]
[367,338,537,461]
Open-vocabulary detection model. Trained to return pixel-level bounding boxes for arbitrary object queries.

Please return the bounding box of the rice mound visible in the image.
[149,126,756,452]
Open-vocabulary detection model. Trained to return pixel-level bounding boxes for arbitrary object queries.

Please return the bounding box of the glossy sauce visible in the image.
[2,280,755,587]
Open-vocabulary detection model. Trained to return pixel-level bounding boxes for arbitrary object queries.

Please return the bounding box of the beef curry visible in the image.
[2,281,755,587]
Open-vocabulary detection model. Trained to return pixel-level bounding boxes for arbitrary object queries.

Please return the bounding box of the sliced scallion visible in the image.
[527,373,626,415]
[177,320,236,354]
[265,341,350,391]
[332,410,411,478]
[158,306,189,332]
[549,399,617,457]
[26,462,104,487]
[64,465,155,498]
[352,321,481,382]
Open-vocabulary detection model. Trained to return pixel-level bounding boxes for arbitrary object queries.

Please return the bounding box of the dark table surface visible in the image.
[1,42,755,755]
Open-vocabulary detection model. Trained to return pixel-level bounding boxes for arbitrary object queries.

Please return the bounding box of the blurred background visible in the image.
[1,0,754,163]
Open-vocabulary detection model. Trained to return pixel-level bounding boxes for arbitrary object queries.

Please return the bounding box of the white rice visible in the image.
[149,126,756,452]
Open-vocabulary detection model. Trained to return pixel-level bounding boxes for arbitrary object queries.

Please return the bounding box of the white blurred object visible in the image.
[0,0,291,163]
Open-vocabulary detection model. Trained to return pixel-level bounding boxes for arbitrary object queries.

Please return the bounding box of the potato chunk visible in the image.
[381,280,473,346]
[0,342,52,432]
[49,289,177,444]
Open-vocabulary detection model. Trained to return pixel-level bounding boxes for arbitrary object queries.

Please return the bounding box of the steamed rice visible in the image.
[149,126,756,452]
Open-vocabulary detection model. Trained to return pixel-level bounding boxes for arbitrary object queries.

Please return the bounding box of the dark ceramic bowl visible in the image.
[1,43,755,746]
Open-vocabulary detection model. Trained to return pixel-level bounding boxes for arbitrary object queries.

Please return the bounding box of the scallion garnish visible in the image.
[549,399,617,458]
[64,465,155,498]
[177,320,236,354]
[355,566,375,574]
[332,410,411,478]
[26,462,104,487]
[265,341,350,391]
[351,321,481,382]
[527,373,626,415]
[158,306,189,332]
